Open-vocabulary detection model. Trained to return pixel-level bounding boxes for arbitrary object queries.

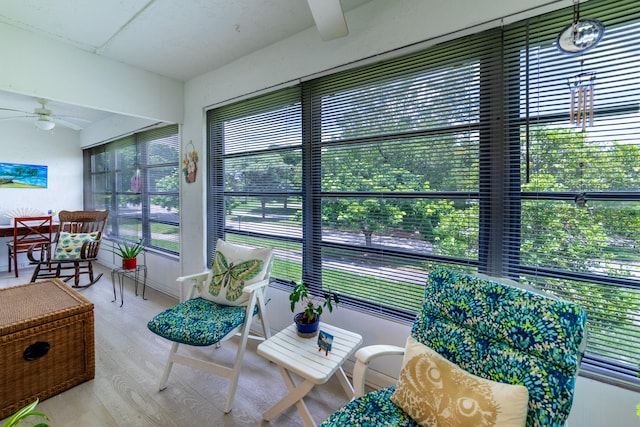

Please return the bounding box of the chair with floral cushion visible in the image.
[147,239,273,414]
[28,210,109,287]
[320,267,587,427]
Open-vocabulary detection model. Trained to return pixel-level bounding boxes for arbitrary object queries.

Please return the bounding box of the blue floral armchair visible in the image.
[320,268,587,427]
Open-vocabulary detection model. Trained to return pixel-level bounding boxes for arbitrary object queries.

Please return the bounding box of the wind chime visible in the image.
[568,71,595,131]
[556,0,604,130]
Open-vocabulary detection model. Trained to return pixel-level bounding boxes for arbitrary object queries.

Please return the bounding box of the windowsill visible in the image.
[103,236,179,262]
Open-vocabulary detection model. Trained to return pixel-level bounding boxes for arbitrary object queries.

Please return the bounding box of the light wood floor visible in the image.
[0,264,348,426]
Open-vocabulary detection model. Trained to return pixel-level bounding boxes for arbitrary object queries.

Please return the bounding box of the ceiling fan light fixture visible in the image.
[35,116,55,131]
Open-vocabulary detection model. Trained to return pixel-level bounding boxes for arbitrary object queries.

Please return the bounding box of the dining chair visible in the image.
[147,239,273,413]
[6,215,53,277]
[320,268,587,427]
[28,210,109,287]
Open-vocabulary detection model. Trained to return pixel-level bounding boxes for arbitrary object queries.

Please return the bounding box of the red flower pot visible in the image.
[122,258,137,270]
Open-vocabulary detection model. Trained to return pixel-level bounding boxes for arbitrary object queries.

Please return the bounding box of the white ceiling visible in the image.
[0,0,371,82]
[0,0,371,130]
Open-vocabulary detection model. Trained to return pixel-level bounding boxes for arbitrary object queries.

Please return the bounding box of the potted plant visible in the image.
[111,239,144,270]
[3,399,49,427]
[289,282,339,338]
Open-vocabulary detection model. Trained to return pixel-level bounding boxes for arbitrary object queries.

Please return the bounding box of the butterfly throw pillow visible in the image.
[201,239,272,306]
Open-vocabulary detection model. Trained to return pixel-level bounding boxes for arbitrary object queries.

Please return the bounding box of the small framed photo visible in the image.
[317,330,334,355]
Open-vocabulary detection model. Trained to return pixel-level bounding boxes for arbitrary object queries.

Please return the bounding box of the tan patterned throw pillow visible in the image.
[390,336,529,427]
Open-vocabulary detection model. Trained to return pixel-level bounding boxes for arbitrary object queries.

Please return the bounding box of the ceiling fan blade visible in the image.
[307,0,349,41]
[1,98,93,130]
[55,114,91,123]
[0,114,36,121]
[54,118,85,131]
[0,107,31,114]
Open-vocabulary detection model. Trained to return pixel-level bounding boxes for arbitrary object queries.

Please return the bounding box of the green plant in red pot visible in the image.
[111,239,144,270]
[289,282,339,338]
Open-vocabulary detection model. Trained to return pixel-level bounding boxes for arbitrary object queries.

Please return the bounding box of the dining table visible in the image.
[0,222,60,238]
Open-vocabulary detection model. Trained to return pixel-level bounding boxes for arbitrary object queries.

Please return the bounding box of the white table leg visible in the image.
[263,366,316,427]
[335,366,355,398]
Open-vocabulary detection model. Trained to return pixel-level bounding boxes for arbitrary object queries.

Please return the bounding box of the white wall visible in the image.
[0,121,84,270]
[0,122,83,217]
[0,22,183,125]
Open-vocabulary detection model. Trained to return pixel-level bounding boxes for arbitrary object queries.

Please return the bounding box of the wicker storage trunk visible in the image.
[0,279,95,419]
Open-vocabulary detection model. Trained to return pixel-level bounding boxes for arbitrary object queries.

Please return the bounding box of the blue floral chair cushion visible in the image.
[323,387,418,426]
[147,297,255,346]
[418,268,586,427]
[320,268,587,427]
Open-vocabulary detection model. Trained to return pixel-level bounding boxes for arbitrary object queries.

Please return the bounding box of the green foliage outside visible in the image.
[518,127,640,365]
[228,234,424,313]
[151,168,180,212]
[227,124,640,368]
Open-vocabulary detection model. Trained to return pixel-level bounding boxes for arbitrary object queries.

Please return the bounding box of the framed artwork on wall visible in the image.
[0,162,48,188]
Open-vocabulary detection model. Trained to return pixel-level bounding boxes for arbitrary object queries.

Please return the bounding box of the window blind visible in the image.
[84,124,180,254]
[206,87,303,280]
[503,0,640,387]
[305,30,502,316]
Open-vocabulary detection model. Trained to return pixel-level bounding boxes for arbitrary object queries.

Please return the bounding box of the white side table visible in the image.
[257,322,363,427]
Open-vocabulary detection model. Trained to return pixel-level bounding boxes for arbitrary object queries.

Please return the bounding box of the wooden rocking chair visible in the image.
[28,210,109,287]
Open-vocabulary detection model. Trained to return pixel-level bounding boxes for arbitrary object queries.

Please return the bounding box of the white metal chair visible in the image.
[147,239,273,413]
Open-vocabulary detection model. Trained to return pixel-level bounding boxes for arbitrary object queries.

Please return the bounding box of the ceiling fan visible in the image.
[307,0,349,41]
[0,98,90,131]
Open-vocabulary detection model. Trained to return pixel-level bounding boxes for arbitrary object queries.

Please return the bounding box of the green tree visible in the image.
[321,63,480,245]
[322,151,424,245]
[151,168,179,211]
[520,126,640,358]
[225,153,298,218]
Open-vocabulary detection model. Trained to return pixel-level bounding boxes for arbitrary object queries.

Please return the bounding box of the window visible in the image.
[207,88,303,280]
[504,0,640,387]
[208,0,640,388]
[84,124,180,254]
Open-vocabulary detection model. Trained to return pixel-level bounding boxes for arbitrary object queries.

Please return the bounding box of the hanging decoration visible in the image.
[182,140,199,184]
[131,169,141,193]
[556,0,604,55]
[556,0,604,130]
[568,72,596,131]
